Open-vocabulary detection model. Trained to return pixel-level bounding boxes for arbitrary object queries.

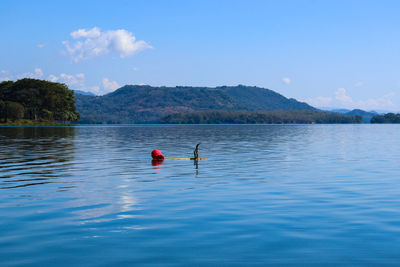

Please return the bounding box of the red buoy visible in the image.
[151,149,164,160]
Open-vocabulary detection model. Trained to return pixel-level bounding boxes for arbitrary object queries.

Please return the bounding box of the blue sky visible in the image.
[1,0,400,111]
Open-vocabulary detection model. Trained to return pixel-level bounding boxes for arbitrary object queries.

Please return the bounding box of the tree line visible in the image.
[370,113,400,123]
[0,79,80,123]
[159,110,363,124]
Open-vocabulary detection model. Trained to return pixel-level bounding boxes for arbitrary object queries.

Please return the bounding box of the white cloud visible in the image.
[0,70,10,81]
[305,87,397,110]
[335,87,352,104]
[89,86,101,94]
[0,69,106,95]
[63,27,152,62]
[47,73,104,95]
[48,74,58,82]
[102,78,120,92]
[76,73,85,79]
[37,43,47,48]
[348,92,396,110]
[48,73,86,89]
[70,27,101,39]
[133,67,139,71]
[282,77,291,85]
[35,68,44,77]
[17,68,44,79]
[304,96,332,107]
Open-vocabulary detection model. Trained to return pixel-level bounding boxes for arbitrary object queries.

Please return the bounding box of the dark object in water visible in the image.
[151,145,206,161]
[193,143,200,160]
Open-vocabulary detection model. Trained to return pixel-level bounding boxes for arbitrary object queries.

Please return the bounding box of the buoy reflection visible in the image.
[152,159,164,167]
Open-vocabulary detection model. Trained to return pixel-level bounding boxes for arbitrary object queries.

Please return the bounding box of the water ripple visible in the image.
[1,125,400,265]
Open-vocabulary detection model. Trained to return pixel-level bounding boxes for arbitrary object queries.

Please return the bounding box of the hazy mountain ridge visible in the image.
[344,109,378,123]
[322,108,378,123]
[75,85,315,123]
[74,90,95,96]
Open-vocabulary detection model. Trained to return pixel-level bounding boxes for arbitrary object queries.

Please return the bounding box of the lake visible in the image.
[1,124,400,265]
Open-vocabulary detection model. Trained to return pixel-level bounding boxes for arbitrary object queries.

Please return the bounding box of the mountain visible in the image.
[74,90,95,96]
[322,108,378,123]
[328,108,351,114]
[344,109,378,123]
[75,85,315,123]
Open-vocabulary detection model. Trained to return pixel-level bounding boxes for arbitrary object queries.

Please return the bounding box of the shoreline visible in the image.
[0,121,71,126]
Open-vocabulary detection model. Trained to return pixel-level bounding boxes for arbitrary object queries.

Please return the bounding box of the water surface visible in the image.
[1,125,400,265]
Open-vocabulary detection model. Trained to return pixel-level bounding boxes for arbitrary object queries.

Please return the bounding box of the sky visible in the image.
[1,0,400,111]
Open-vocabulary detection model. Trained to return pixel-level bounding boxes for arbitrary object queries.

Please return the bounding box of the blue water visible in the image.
[1,125,400,265]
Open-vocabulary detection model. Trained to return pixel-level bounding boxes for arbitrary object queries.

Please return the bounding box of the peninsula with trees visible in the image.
[0,79,80,125]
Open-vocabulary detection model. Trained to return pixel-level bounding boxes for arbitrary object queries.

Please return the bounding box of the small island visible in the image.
[0,78,80,125]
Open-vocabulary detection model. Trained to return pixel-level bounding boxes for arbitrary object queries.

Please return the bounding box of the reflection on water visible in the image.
[151,159,164,166]
[0,127,76,190]
[1,125,400,265]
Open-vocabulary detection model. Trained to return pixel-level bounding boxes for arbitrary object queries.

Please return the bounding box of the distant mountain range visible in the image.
[74,85,316,123]
[74,90,95,96]
[344,109,379,123]
[323,108,379,123]
[74,85,382,124]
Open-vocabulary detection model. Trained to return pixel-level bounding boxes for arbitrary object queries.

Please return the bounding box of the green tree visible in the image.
[5,101,24,121]
[0,100,5,122]
[41,109,53,120]
[0,78,80,122]
[371,113,400,123]
[159,110,362,124]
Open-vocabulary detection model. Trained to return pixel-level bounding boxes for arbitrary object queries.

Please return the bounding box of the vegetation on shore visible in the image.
[160,110,362,124]
[342,109,377,123]
[0,79,79,124]
[370,113,400,123]
[0,119,70,126]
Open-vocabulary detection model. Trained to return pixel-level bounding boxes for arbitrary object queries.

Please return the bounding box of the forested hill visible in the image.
[0,79,79,123]
[75,85,315,123]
